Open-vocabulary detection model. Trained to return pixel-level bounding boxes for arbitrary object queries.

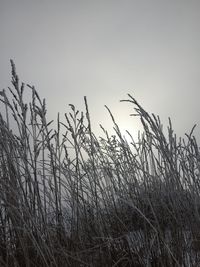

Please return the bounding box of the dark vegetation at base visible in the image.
[0,61,200,266]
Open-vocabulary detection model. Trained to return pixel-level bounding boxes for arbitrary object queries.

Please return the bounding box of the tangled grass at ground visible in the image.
[0,61,200,266]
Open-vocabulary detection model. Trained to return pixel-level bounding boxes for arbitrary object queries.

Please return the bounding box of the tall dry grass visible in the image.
[0,61,200,266]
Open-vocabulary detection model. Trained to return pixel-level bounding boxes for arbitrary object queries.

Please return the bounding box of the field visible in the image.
[0,61,200,266]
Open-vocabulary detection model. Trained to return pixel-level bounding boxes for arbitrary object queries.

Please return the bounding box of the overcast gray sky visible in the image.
[1,0,200,140]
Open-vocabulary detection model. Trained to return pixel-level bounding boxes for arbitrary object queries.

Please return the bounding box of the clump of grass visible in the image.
[0,60,200,266]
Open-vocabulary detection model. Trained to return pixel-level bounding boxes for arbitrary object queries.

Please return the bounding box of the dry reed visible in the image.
[0,61,199,266]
